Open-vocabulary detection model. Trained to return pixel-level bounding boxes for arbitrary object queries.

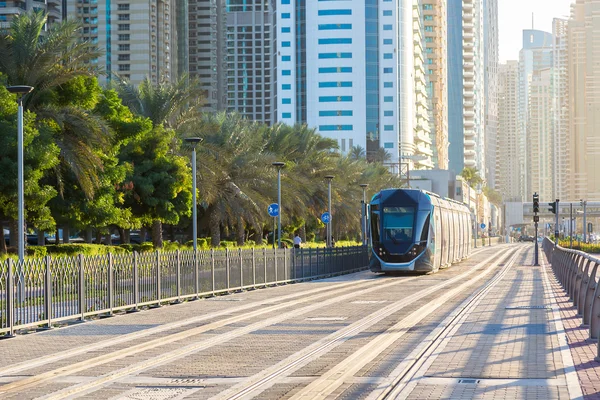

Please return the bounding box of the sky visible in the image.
[498,0,573,62]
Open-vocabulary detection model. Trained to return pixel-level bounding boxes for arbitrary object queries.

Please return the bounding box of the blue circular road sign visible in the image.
[321,212,331,224]
[268,203,279,217]
[480,223,486,229]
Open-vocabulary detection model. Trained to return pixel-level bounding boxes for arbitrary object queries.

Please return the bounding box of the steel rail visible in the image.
[212,246,521,400]
[379,246,526,399]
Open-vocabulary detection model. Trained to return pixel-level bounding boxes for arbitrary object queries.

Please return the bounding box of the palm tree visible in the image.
[460,167,483,188]
[0,11,110,199]
[371,148,392,164]
[114,74,206,246]
[348,145,366,160]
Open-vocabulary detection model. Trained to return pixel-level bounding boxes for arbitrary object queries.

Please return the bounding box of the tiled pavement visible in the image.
[546,252,600,400]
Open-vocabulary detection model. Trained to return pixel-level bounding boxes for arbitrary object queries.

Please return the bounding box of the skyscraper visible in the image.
[567,0,600,200]
[66,0,181,86]
[496,61,521,201]
[553,18,569,201]
[422,0,449,170]
[447,0,486,178]
[276,0,418,167]
[224,0,276,123]
[483,0,498,188]
[518,29,553,198]
[189,0,227,112]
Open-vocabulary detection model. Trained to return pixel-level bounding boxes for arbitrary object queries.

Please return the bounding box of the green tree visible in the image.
[460,167,484,188]
[119,125,192,248]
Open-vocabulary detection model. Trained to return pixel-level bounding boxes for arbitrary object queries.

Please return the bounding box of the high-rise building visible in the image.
[483,0,498,188]
[496,61,521,201]
[67,1,180,86]
[518,29,553,199]
[224,0,276,123]
[567,0,600,200]
[528,67,554,201]
[0,0,63,28]
[553,18,569,201]
[447,0,486,178]
[422,0,448,170]
[276,0,417,167]
[413,0,434,169]
[189,0,227,112]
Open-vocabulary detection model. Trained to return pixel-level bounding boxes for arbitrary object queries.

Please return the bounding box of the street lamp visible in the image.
[272,162,285,248]
[581,199,587,243]
[359,184,368,246]
[185,137,203,251]
[7,85,34,262]
[325,175,334,247]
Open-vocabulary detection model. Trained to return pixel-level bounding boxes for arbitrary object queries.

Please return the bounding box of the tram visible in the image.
[369,189,472,273]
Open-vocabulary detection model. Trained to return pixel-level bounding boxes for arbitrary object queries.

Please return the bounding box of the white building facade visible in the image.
[276,0,418,166]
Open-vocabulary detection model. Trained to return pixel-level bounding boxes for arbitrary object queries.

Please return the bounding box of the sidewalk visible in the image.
[546,251,600,400]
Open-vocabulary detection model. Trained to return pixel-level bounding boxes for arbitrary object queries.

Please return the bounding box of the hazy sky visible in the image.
[499,0,573,62]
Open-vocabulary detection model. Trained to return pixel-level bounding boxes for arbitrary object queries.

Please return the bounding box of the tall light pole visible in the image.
[272,162,285,248]
[185,137,203,251]
[360,183,368,246]
[325,175,334,247]
[7,85,34,262]
[581,199,587,243]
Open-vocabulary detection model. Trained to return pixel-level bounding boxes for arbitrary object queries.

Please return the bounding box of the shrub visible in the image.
[27,246,48,258]
[220,241,236,248]
[45,244,127,257]
[119,244,134,253]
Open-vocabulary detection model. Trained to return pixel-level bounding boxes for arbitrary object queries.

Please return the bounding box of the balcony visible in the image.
[464,139,476,148]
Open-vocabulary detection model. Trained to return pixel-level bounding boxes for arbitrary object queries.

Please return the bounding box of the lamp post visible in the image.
[185,137,203,251]
[7,85,34,262]
[325,175,334,247]
[360,183,368,246]
[272,162,285,248]
[581,199,587,243]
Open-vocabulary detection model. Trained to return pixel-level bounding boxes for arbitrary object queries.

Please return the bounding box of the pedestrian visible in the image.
[293,232,302,249]
[330,236,336,247]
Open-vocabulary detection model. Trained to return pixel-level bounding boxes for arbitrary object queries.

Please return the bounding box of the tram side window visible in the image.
[419,213,430,243]
[371,212,380,243]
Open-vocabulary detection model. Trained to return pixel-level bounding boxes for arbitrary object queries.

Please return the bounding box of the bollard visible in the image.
[583,262,599,326]
[589,280,600,340]
[44,256,52,329]
[578,259,593,316]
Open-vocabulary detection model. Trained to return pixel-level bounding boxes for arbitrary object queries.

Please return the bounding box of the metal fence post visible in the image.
[194,249,199,299]
[263,248,267,285]
[79,254,85,321]
[584,262,599,326]
[309,247,313,278]
[133,252,139,311]
[211,249,215,294]
[108,252,114,316]
[156,251,161,305]
[284,247,288,282]
[252,248,256,288]
[274,247,278,283]
[226,248,230,291]
[7,258,15,337]
[44,256,52,329]
[176,250,181,302]
[239,248,243,289]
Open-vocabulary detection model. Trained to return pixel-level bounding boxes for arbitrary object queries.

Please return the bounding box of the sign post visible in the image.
[268,203,279,249]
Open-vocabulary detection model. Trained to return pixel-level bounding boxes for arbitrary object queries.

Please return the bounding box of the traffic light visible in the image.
[533,193,540,213]
[548,201,557,214]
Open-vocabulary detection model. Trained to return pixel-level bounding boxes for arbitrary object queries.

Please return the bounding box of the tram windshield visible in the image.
[383,207,415,243]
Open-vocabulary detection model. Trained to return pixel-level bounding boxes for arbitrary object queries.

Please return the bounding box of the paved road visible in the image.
[0,243,593,399]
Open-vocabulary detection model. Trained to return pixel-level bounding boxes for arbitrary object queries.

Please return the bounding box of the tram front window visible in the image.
[383,207,415,243]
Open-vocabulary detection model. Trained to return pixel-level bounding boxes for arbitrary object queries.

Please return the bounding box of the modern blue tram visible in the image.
[369,189,472,273]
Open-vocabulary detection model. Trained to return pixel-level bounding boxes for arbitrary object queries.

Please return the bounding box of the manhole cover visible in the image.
[306,317,348,321]
[458,379,480,384]
[119,387,197,400]
[505,305,551,310]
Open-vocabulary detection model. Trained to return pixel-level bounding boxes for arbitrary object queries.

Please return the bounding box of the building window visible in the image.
[282,27,290,33]
[383,10,392,16]
[319,96,352,102]
[384,82,393,88]
[319,67,353,73]
[384,96,393,102]
[282,41,291,47]
[319,81,352,88]
[319,125,353,131]
[384,142,394,149]
[282,112,291,118]
[282,84,291,90]
[383,24,392,30]
[318,38,352,45]
[319,110,353,116]
[282,55,291,61]
[384,110,393,116]
[282,12,290,18]
[318,24,352,30]
[118,24,130,31]
[118,64,130,71]
[318,9,352,16]
[383,67,393,73]
[319,52,352,59]
[282,98,291,104]
[282,70,291,76]
[383,53,393,59]
[384,125,394,131]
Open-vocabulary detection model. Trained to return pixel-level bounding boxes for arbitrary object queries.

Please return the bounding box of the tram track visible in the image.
[210,246,522,400]
[376,246,529,400]
[0,244,509,399]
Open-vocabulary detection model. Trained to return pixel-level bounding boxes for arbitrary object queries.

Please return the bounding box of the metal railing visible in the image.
[0,246,369,337]
[542,238,600,361]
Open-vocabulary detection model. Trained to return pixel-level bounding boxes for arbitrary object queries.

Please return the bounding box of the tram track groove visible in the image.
[378,246,529,399]
[1,272,428,398]
[29,248,504,399]
[0,273,385,378]
[208,246,521,400]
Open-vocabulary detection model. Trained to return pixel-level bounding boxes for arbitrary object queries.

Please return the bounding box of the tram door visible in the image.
[432,200,442,269]
[441,203,450,267]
